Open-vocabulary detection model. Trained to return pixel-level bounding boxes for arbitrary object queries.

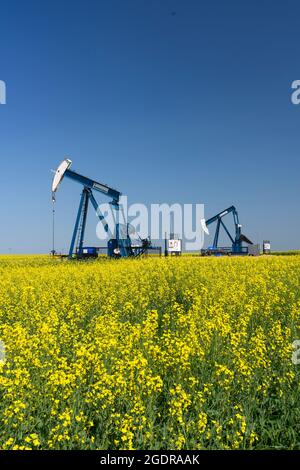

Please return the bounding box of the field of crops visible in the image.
[0,255,300,450]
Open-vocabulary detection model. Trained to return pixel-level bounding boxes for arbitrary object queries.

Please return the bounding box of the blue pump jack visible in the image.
[202,205,253,256]
[51,159,151,259]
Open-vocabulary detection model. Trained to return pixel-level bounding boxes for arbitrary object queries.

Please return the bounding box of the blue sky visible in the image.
[0,0,299,253]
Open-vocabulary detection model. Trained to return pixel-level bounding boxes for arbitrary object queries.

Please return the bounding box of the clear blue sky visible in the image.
[0,0,299,253]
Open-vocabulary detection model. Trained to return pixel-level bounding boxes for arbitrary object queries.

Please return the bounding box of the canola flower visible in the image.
[0,254,299,449]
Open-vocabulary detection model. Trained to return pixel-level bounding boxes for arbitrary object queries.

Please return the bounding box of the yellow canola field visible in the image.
[0,255,300,450]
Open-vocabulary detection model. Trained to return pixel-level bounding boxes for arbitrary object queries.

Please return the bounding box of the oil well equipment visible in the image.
[51,159,154,259]
[201,205,260,256]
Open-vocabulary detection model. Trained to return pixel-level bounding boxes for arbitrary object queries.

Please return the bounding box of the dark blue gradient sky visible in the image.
[0,0,299,252]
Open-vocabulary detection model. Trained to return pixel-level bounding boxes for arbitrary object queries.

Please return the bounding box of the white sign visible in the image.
[168,239,181,252]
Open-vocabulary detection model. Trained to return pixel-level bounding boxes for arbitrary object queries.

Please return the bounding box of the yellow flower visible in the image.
[0,254,299,450]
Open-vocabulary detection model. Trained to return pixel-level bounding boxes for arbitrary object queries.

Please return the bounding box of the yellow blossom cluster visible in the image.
[0,254,299,449]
